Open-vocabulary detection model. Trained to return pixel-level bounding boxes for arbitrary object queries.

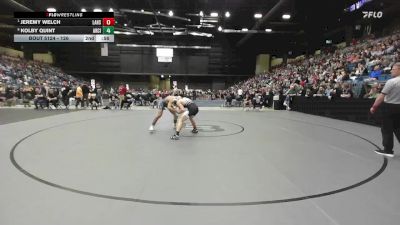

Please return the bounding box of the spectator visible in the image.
[363,83,379,99]
[340,83,354,98]
[370,65,383,79]
[75,84,83,109]
[118,84,127,108]
[47,88,59,108]
[81,83,90,107]
[61,81,71,109]
[33,84,48,109]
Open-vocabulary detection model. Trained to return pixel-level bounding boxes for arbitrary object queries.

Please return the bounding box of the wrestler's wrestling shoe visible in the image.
[170,134,180,140]
[191,128,198,134]
[149,125,155,131]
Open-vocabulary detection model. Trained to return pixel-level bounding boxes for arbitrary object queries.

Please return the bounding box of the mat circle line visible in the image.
[9,115,387,206]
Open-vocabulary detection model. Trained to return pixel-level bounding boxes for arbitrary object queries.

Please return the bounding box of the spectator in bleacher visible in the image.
[340,83,354,98]
[0,54,86,106]
[363,83,379,99]
[330,83,343,99]
[355,63,368,76]
[243,93,253,110]
[313,86,326,97]
[5,85,16,106]
[21,86,34,107]
[283,84,299,110]
[369,65,383,79]
[224,91,234,107]
[237,88,243,100]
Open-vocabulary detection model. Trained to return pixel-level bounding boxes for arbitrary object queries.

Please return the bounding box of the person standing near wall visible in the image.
[370,62,400,157]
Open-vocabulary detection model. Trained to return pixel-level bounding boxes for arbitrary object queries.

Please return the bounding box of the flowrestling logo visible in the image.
[362,11,383,19]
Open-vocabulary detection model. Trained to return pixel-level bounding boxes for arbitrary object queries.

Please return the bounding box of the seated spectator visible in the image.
[243,93,253,110]
[340,83,353,98]
[369,65,383,79]
[81,83,90,107]
[313,86,326,97]
[0,85,5,106]
[325,84,334,97]
[34,85,48,109]
[61,81,71,109]
[330,83,343,99]
[21,86,34,107]
[47,88,59,108]
[120,92,134,109]
[88,86,99,109]
[95,83,103,106]
[363,83,379,99]
[225,92,234,107]
[5,85,16,106]
[251,91,263,109]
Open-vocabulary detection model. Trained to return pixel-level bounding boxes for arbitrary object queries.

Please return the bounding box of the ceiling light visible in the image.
[218,26,222,31]
[265,28,272,32]
[93,8,102,12]
[81,8,87,12]
[199,11,204,17]
[46,8,56,12]
[225,11,230,18]
[282,14,291,19]
[210,12,218,17]
[173,31,185,35]
[109,8,113,12]
[242,28,248,31]
[169,10,174,16]
[254,13,262,18]
[200,19,218,23]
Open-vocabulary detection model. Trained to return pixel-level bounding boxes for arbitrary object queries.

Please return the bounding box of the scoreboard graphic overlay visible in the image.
[14,12,114,43]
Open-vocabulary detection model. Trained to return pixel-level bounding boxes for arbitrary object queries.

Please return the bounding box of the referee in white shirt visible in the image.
[370,62,400,157]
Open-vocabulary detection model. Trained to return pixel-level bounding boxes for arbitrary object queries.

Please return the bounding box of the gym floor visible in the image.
[0,107,399,225]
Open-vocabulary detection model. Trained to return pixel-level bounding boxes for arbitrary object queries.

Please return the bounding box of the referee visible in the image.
[370,62,400,157]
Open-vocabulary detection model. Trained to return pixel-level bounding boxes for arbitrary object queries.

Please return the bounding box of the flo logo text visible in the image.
[362,11,383,19]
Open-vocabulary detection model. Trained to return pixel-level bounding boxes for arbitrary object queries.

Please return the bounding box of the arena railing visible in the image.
[289,96,382,126]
